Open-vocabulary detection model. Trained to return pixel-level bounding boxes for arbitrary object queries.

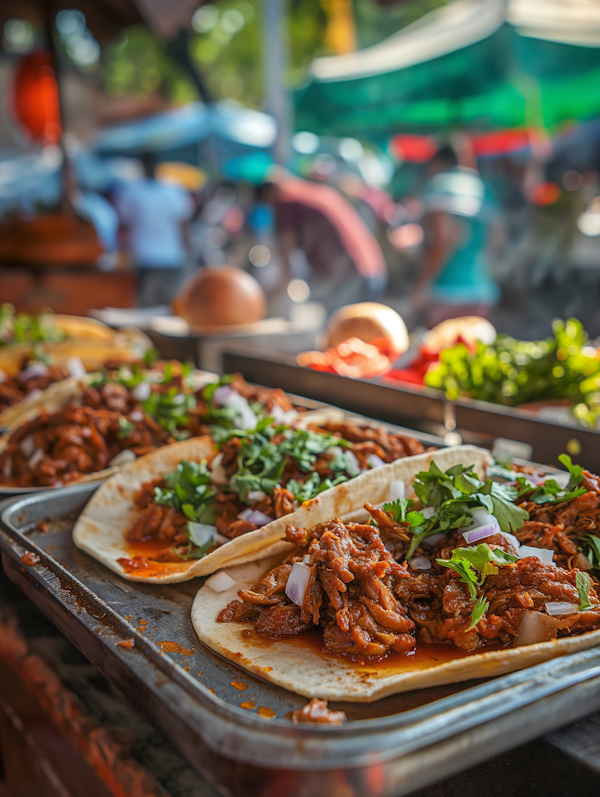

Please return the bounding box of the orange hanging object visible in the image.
[12,51,61,145]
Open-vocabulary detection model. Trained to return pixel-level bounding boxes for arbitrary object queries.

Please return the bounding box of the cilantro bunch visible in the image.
[424,319,600,427]
[513,454,586,506]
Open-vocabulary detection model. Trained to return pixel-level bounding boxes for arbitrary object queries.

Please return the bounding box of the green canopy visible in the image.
[294,0,600,137]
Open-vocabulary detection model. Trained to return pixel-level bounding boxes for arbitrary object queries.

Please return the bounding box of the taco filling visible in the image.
[0,368,316,489]
[216,456,600,659]
[122,422,426,565]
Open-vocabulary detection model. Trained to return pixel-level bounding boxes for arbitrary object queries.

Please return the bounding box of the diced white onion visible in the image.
[247,490,266,502]
[408,556,431,570]
[20,435,35,458]
[388,480,405,502]
[545,602,579,616]
[421,506,435,519]
[28,448,44,468]
[471,508,497,526]
[462,523,501,545]
[238,507,273,526]
[108,449,137,467]
[344,450,361,476]
[132,381,151,402]
[367,453,386,469]
[205,571,236,593]
[67,356,86,378]
[285,562,311,606]
[270,404,298,425]
[515,611,560,646]
[187,522,217,548]
[422,533,445,547]
[326,446,343,457]
[213,386,257,430]
[519,545,554,565]
[209,452,228,485]
[499,531,521,551]
[21,363,48,379]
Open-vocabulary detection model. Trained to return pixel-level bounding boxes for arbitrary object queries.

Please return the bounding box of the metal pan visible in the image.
[3,484,600,797]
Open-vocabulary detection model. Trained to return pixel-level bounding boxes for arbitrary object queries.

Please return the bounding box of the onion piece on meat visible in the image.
[209,452,228,485]
[408,556,431,570]
[344,450,361,476]
[285,562,311,606]
[519,545,554,565]
[129,411,144,422]
[28,448,45,468]
[238,508,273,526]
[462,524,501,545]
[108,450,137,467]
[367,453,386,469]
[421,506,435,519]
[132,381,151,402]
[21,362,48,379]
[67,357,86,378]
[187,522,217,549]
[545,602,579,616]
[20,435,35,458]
[270,403,298,425]
[247,490,267,502]
[388,480,405,501]
[213,386,257,430]
[515,611,560,646]
[205,570,236,593]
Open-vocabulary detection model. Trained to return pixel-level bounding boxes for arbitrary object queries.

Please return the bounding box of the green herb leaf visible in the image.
[584,534,600,569]
[468,596,489,630]
[558,453,584,491]
[437,544,518,601]
[576,571,593,612]
[118,417,135,439]
[383,498,414,524]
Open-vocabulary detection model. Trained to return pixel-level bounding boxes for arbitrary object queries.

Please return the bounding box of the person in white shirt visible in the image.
[115,154,195,307]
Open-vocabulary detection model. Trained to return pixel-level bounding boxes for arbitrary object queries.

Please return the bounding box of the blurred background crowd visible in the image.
[2,0,600,340]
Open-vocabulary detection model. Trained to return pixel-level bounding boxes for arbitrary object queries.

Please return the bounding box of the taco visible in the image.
[0,368,343,492]
[191,449,600,701]
[0,362,217,492]
[72,420,430,582]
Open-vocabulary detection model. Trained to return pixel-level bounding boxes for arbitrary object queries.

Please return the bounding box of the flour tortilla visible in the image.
[192,557,600,702]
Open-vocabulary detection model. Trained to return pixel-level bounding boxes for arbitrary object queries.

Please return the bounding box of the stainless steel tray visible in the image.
[3,486,600,796]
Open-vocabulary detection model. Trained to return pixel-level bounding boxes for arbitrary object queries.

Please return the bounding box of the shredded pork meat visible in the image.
[219,505,600,658]
[0,363,69,414]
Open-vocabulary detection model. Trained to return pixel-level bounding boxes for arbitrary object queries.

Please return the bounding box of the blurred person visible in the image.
[115,153,194,307]
[255,175,387,313]
[411,146,501,328]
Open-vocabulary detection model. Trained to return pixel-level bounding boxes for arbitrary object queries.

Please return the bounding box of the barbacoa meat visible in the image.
[219,506,600,659]
[0,362,69,414]
[0,383,175,488]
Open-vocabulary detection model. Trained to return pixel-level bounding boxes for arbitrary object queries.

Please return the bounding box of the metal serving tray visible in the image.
[222,351,600,472]
[4,486,600,797]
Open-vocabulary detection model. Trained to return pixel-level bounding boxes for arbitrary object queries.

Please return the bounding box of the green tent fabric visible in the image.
[294,0,600,137]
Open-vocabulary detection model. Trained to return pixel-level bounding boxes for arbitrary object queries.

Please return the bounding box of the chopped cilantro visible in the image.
[118,417,134,439]
[142,388,196,434]
[154,460,216,524]
[436,544,518,601]
[558,453,584,491]
[583,534,600,570]
[468,596,489,631]
[576,571,593,612]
